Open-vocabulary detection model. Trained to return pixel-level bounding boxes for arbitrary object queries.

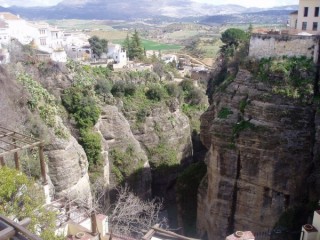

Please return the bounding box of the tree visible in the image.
[123,34,131,58]
[88,36,108,58]
[153,62,165,81]
[221,28,248,47]
[95,79,112,102]
[0,167,61,239]
[220,28,249,57]
[108,186,167,238]
[130,30,144,60]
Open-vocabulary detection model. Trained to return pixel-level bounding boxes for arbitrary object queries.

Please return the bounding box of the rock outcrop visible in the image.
[46,133,92,202]
[95,105,152,199]
[198,69,315,239]
[131,103,193,199]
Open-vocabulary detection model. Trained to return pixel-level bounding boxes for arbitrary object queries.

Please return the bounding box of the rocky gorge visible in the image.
[197,57,320,239]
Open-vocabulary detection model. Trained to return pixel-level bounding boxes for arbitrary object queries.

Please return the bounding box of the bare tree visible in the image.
[108,186,168,238]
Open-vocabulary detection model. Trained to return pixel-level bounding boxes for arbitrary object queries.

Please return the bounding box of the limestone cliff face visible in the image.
[46,132,92,202]
[95,105,152,198]
[0,66,92,203]
[198,69,314,239]
[131,103,193,199]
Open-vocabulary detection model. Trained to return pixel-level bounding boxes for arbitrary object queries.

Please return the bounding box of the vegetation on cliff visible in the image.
[0,168,62,239]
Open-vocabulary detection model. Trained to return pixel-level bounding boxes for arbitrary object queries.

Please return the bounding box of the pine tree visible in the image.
[130,30,144,60]
[123,34,131,58]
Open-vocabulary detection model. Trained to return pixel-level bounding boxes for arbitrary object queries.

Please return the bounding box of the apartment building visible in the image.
[289,0,320,34]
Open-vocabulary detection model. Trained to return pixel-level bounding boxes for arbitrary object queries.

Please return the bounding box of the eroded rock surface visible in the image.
[198,69,314,239]
[96,105,152,198]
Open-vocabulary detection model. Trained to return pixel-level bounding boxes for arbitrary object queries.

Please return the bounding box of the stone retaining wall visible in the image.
[249,34,320,62]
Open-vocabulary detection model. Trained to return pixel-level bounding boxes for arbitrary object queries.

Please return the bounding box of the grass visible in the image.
[141,39,182,51]
[165,30,204,40]
[113,39,182,51]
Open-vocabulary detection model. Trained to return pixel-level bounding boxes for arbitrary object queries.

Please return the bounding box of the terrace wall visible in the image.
[249,33,320,62]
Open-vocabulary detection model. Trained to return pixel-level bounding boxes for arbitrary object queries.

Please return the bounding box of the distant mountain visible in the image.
[202,9,296,24]
[0,1,298,21]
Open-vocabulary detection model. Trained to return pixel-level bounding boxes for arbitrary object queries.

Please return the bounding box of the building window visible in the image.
[315,7,320,17]
[304,7,309,17]
[40,38,46,46]
[295,20,297,29]
[302,22,307,30]
[313,22,318,31]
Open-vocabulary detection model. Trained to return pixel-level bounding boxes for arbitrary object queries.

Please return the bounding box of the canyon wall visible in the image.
[198,69,315,239]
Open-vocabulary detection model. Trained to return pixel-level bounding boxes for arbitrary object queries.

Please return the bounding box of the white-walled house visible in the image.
[0,12,36,44]
[289,0,320,34]
[63,32,92,61]
[107,43,127,67]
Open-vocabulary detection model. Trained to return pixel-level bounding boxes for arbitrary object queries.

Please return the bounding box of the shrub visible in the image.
[148,142,178,169]
[95,78,112,101]
[185,88,204,105]
[0,167,61,239]
[218,107,233,119]
[62,87,100,129]
[111,81,126,97]
[145,85,165,101]
[180,79,194,92]
[165,83,183,98]
[111,81,136,97]
[124,82,137,96]
[79,129,102,167]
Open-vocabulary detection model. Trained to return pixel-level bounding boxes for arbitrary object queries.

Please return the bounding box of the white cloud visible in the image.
[0,0,298,8]
[193,0,298,8]
[0,0,63,7]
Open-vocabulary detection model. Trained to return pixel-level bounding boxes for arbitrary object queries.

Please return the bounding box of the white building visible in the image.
[0,13,67,62]
[0,12,36,45]
[289,0,320,34]
[107,43,127,67]
[63,32,92,61]
[30,22,66,62]
[161,54,178,64]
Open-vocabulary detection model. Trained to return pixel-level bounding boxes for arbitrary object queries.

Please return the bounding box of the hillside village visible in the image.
[2,0,320,239]
[0,12,129,67]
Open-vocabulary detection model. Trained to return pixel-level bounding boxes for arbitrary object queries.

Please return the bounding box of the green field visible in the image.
[112,39,182,51]
[141,39,181,51]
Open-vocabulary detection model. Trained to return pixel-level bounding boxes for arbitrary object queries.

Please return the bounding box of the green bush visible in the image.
[110,147,143,184]
[180,79,194,92]
[0,168,61,239]
[218,107,233,119]
[148,142,178,169]
[111,81,136,97]
[165,83,183,98]
[79,129,102,167]
[111,81,126,97]
[62,87,100,129]
[124,82,137,96]
[94,78,112,101]
[145,85,165,101]
[185,88,204,105]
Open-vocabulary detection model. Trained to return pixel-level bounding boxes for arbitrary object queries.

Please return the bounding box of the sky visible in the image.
[0,0,298,8]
